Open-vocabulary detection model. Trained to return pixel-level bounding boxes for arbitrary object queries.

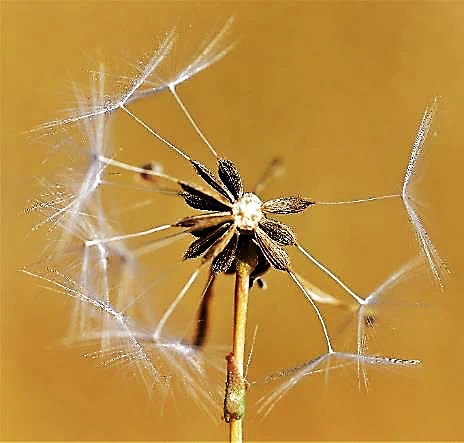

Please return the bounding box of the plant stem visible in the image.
[224,241,259,443]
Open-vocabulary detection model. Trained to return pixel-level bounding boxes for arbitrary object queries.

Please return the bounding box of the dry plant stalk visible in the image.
[25,18,449,441]
[224,242,259,442]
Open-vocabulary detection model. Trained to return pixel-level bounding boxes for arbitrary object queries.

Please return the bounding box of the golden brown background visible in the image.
[2,1,464,440]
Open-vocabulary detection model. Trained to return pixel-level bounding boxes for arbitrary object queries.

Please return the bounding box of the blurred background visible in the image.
[2,1,464,440]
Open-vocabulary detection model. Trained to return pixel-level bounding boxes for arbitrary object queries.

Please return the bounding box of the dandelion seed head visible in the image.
[26,15,443,423]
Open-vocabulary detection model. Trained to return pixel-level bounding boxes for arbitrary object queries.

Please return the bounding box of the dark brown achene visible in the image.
[176,157,314,276]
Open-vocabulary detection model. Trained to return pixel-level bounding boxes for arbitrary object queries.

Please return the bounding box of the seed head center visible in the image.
[232,193,263,231]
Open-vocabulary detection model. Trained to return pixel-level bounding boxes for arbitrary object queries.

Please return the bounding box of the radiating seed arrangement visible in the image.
[26,17,448,425]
